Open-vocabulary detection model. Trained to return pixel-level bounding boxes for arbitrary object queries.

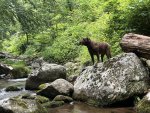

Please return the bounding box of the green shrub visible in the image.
[43,37,80,63]
[126,0,150,35]
[2,35,27,55]
[10,61,30,78]
[2,0,150,65]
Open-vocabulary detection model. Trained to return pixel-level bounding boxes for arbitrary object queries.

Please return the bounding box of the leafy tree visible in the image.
[2,0,150,64]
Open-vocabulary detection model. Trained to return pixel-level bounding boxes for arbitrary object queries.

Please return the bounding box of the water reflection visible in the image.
[49,102,136,113]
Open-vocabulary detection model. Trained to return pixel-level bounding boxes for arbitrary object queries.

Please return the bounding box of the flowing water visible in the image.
[0,78,34,100]
[0,79,136,113]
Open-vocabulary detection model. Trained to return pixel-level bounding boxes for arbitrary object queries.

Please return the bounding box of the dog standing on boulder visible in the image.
[79,38,111,64]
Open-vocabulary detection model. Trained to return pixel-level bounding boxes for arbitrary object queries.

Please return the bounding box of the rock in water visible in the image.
[73,53,149,106]
[136,92,150,113]
[0,96,48,113]
[53,95,73,103]
[25,63,66,90]
[0,63,13,76]
[37,79,74,99]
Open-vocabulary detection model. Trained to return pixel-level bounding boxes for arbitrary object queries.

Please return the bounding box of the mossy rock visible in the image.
[35,95,50,104]
[53,95,73,103]
[21,93,35,99]
[42,101,65,108]
[5,86,21,92]
[9,98,28,109]
[38,83,50,90]
[11,66,30,79]
[87,98,101,106]
[0,96,48,113]
[136,96,150,113]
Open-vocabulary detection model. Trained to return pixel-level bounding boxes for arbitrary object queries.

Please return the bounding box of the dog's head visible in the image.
[79,38,91,46]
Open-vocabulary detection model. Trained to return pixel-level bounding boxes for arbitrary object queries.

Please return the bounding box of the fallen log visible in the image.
[120,33,150,59]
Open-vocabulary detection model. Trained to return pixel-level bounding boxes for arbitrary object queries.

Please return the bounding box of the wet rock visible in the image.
[0,96,48,113]
[5,86,22,92]
[11,66,29,79]
[0,63,29,79]
[35,95,49,104]
[64,62,81,76]
[146,60,150,68]
[136,92,150,113]
[53,95,73,103]
[67,75,78,84]
[21,93,35,99]
[21,93,49,104]
[37,79,74,99]
[25,63,66,90]
[0,63,13,77]
[42,101,65,108]
[73,53,149,106]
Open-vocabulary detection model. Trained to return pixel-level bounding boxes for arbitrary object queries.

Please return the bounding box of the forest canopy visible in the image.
[1,0,150,63]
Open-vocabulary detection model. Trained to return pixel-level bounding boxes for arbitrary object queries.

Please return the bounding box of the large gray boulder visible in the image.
[25,63,66,90]
[73,53,149,106]
[37,79,74,99]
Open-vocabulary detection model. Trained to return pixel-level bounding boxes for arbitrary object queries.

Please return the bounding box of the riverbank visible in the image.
[0,78,136,113]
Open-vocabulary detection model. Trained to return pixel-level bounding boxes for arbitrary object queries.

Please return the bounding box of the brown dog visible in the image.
[79,38,111,64]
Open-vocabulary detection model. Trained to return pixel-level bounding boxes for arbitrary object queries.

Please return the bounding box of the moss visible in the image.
[0,59,30,78]
[38,83,49,90]
[21,93,35,99]
[10,98,28,109]
[35,95,49,104]
[5,86,21,92]
[136,97,150,113]
[87,98,100,107]
[31,108,48,113]
[31,102,48,113]
[53,95,73,103]
[11,65,30,78]
[42,101,65,108]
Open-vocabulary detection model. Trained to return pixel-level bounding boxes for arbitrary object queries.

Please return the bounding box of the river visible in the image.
[0,78,34,100]
[49,102,136,113]
[0,79,136,113]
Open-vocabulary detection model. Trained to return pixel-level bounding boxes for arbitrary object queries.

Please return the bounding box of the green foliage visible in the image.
[1,0,150,64]
[126,0,150,35]
[2,35,27,55]
[0,59,30,78]
[12,64,30,78]
[43,36,80,63]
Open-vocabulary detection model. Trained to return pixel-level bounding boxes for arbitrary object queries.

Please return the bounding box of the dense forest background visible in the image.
[1,0,150,64]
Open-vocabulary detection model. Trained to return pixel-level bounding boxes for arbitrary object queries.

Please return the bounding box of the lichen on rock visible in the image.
[73,53,149,106]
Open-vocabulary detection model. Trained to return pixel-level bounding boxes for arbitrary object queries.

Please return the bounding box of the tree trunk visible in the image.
[120,33,150,59]
[26,33,29,45]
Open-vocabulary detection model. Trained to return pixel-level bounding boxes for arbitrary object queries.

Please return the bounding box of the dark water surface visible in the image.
[49,102,136,113]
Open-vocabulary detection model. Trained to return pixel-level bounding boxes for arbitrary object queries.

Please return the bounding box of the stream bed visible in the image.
[0,78,34,100]
[0,79,136,113]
